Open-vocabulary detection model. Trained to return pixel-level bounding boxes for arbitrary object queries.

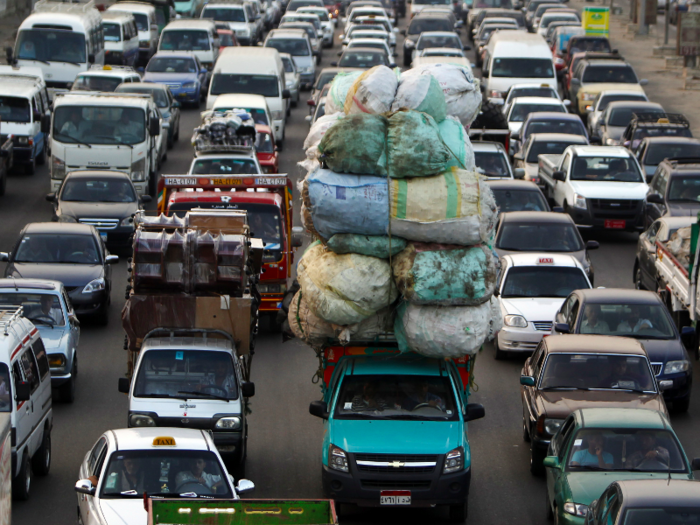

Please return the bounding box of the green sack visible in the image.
[387,111,452,179]
[438,117,475,171]
[326,234,407,258]
[318,114,389,176]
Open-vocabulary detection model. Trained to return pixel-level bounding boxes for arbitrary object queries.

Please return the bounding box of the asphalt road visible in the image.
[6,12,700,525]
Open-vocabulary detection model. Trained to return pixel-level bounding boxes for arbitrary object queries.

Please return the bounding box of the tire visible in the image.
[530,442,546,476]
[0,168,6,196]
[13,452,31,500]
[449,500,468,523]
[545,490,554,520]
[523,418,531,443]
[36,143,46,165]
[673,395,691,413]
[471,100,509,130]
[162,149,168,163]
[32,429,51,477]
[59,356,77,403]
[634,264,645,290]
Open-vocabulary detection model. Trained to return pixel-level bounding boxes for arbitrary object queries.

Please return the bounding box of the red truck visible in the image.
[157,174,302,324]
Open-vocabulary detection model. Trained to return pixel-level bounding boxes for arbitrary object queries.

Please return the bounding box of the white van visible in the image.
[0,307,53,500]
[264,28,315,90]
[482,32,557,103]
[101,11,140,67]
[207,47,289,145]
[158,19,220,69]
[107,2,159,65]
[12,0,104,94]
[201,1,259,45]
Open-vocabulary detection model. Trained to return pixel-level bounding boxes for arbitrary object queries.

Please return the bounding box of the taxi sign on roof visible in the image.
[538,257,554,264]
[153,437,176,446]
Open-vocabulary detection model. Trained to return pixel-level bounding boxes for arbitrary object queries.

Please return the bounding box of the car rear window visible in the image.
[582,64,638,83]
[407,18,452,35]
[497,222,584,251]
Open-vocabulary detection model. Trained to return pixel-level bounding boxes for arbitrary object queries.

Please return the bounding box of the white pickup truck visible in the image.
[537,145,648,231]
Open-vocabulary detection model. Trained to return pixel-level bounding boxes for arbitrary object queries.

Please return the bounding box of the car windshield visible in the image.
[526,120,585,137]
[255,131,274,153]
[583,65,638,83]
[219,32,235,46]
[72,75,123,92]
[16,29,86,63]
[508,87,557,102]
[497,222,584,251]
[146,57,197,73]
[501,266,589,298]
[0,364,10,413]
[300,9,329,21]
[14,234,100,264]
[567,429,686,473]
[540,353,656,391]
[491,188,549,212]
[0,96,30,124]
[622,508,700,524]
[334,375,459,421]
[571,156,643,182]
[527,141,581,163]
[609,107,663,127]
[191,158,259,174]
[266,38,310,56]
[280,23,317,39]
[118,87,169,108]
[474,151,511,178]
[99,450,232,498]
[597,94,647,112]
[408,19,452,35]
[417,34,461,49]
[339,51,387,68]
[0,293,65,327]
[160,30,211,51]
[414,0,451,4]
[61,178,136,203]
[53,106,146,145]
[510,103,565,122]
[210,74,279,97]
[202,7,246,21]
[493,58,554,79]
[569,37,611,54]
[646,144,700,166]
[579,303,676,339]
[134,349,238,400]
[103,22,122,42]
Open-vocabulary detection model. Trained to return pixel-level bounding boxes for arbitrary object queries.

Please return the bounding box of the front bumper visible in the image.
[67,287,109,316]
[498,326,548,353]
[213,430,243,458]
[299,71,315,86]
[171,86,200,103]
[565,199,645,230]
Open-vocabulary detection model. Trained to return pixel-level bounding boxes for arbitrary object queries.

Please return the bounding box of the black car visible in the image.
[494,211,598,283]
[0,222,118,323]
[46,170,150,252]
[644,158,700,227]
[402,13,456,66]
[551,288,693,412]
[486,180,551,213]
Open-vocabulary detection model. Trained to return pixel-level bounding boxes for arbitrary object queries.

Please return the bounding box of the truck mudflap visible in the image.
[147,498,338,524]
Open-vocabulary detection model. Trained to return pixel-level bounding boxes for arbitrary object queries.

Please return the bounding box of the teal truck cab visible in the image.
[309,345,484,522]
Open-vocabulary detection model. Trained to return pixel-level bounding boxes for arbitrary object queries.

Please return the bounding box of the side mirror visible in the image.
[513,168,525,179]
[118,377,130,393]
[519,375,535,387]
[552,170,566,182]
[236,479,255,494]
[282,89,291,99]
[586,240,599,250]
[140,195,152,203]
[639,79,648,86]
[105,254,119,264]
[241,381,255,397]
[330,61,338,66]
[464,403,485,422]
[75,479,96,496]
[543,456,561,469]
[309,400,328,419]
[41,114,51,134]
[646,193,664,204]
[45,193,56,202]
[554,322,570,334]
[681,326,695,349]
[148,117,160,137]
[0,253,8,262]
[172,101,181,108]
[15,381,30,402]
[291,226,304,248]
[552,206,564,212]
[691,458,700,471]
[305,115,312,122]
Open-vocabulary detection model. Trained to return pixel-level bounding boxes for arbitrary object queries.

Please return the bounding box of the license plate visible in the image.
[380,491,411,506]
[100,232,108,241]
[255,177,286,185]
[604,219,626,229]
[211,178,242,185]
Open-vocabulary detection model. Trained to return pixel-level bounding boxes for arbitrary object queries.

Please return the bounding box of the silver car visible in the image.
[280,53,301,106]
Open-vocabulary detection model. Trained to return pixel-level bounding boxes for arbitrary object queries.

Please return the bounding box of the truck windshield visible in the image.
[0,364,9,412]
[16,29,87,63]
[496,222,584,251]
[210,74,279,97]
[0,293,65,327]
[0,96,30,123]
[160,30,211,51]
[133,349,238,400]
[53,106,146,145]
[570,156,643,182]
[579,303,676,339]
[492,58,554,79]
[99,450,232,498]
[540,354,656,392]
[501,267,588,298]
[334,375,459,421]
[202,7,246,22]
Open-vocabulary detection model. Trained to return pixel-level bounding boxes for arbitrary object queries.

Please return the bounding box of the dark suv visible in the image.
[645,158,700,227]
[402,13,456,66]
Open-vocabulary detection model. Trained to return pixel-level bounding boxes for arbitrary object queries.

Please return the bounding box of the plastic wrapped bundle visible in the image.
[391,72,447,123]
[297,242,398,325]
[438,117,475,171]
[404,64,482,126]
[344,65,399,115]
[299,111,345,173]
[318,113,389,176]
[666,226,691,268]
[394,297,503,358]
[326,234,407,258]
[392,243,497,305]
[387,110,452,179]
[326,71,364,114]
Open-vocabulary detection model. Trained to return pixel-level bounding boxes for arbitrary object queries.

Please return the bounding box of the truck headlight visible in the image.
[52,156,66,179]
[665,360,690,374]
[261,166,274,174]
[129,414,156,427]
[82,278,105,294]
[16,136,29,146]
[120,216,134,227]
[489,89,504,98]
[573,193,587,210]
[544,418,563,436]
[443,446,464,474]
[131,158,146,182]
[564,502,589,517]
[329,444,348,472]
[215,417,241,430]
[504,315,527,328]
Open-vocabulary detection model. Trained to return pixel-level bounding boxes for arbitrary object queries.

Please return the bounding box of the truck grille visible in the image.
[360,480,431,489]
[533,321,552,332]
[589,199,641,220]
[651,363,663,376]
[79,218,119,230]
[354,454,438,474]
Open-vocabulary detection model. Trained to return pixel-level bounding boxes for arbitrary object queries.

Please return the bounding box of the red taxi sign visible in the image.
[538,257,554,264]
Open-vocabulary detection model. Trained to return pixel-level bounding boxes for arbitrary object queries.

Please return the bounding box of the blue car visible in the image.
[142,53,209,108]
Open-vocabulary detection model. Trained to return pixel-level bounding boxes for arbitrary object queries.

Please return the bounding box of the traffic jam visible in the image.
[0,0,699,522]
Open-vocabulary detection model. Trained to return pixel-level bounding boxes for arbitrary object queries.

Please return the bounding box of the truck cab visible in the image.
[309,345,484,522]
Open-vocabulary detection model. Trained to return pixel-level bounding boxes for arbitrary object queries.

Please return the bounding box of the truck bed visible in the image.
[656,238,696,315]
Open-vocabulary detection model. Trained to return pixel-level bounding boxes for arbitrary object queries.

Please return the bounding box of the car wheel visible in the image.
[449,500,468,523]
[59,357,77,403]
[530,441,546,476]
[545,489,553,520]
[634,264,645,290]
[673,395,690,413]
[523,418,531,442]
[32,428,51,477]
[13,452,31,500]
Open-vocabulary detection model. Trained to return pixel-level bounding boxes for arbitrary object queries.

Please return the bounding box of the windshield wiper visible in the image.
[94,136,133,149]
[135,393,189,400]
[610,387,650,394]
[177,390,230,402]
[570,464,607,471]
[20,57,50,65]
[54,132,92,148]
[56,60,81,66]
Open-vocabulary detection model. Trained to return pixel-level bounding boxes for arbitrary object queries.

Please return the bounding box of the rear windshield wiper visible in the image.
[177,390,230,402]
[54,132,92,148]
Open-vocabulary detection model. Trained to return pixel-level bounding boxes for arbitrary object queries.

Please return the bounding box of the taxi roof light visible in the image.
[152,436,176,446]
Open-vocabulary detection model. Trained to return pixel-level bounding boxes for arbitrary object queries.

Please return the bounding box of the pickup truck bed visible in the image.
[536,154,563,197]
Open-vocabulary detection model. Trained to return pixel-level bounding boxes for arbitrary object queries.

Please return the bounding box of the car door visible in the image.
[30,336,51,425]
[547,415,575,511]
[638,220,660,289]
[601,489,622,525]
[17,347,43,455]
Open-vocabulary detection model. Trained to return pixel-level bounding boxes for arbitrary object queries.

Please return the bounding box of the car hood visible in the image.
[142,72,197,83]
[500,297,566,323]
[568,180,648,199]
[579,83,645,96]
[330,419,463,455]
[99,499,146,525]
[7,263,103,287]
[566,472,690,506]
[539,390,666,419]
[633,338,687,363]
[666,202,700,217]
[59,201,138,220]
[37,327,69,350]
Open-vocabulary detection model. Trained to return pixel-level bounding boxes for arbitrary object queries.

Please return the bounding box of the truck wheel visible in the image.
[148,171,157,197]
[13,452,31,500]
[449,500,468,523]
[59,356,77,403]
[530,442,545,476]
[471,100,509,130]
[32,428,51,477]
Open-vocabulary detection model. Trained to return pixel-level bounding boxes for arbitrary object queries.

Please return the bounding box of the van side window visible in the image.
[31,339,50,381]
[19,349,40,392]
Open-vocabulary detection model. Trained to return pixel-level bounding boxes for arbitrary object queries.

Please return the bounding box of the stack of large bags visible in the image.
[290,64,502,359]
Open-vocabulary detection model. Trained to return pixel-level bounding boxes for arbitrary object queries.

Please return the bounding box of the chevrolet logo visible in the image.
[389,461,405,468]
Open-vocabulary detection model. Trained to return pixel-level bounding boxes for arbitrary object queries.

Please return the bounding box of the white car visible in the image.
[587,90,649,139]
[412,31,463,62]
[504,96,568,136]
[346,38,392,57]
[503,83,561,107]
[71,65,141,92]
[298,6,335,46]
[495,253,592,359]
[280,53,301,106]
[75,428,255,525]
[341,28,391,51]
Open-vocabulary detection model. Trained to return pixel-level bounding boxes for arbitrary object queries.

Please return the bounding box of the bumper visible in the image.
[498,328,546,353]
[322,463,471,507]
[50,370,72,388]
[67,288,109,316]
[12,145,34,164]
[213,431,243,458]
[172,87,200,103]
[565,202,645,230]
[557,510,586,525]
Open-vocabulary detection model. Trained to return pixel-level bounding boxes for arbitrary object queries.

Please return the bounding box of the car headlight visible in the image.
[582,92,597,101]
[129,414,156,427]
[57,215,78,223]
[182,81,197,89]
[48,354,66,368]
[329,444,348,472]
[665,360,690,374]
[564,503,589,517]
[271,110,283,120]
[52,156,66,179]
[16,136,29,146]
[120,216,135,227]
[504,315,528,328]
[131,158,146,182]
[573,193,587,209]
[544,418,563,436]
[443,446,464,474]
[404,39,415,48]
[215,416,241,430]
[82,278,105,294]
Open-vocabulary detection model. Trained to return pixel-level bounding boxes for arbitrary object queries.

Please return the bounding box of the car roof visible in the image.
[152,52,197,61]
[569,145,631,157]
[344,354,447,376]
[544,334,646,355]
[486,179,544,191]
[616,479,700,506]
[24,222,94,235]
[524,111,580,121]
[512,96,566,105]
[164,19,215,30]
[109,428,211,451]
[574,407,670,429]
[528,133,588,143]
[268,28,308,38]
[418,31,460,37]
[118,82,167,91]
[343,47,385,53]
[0,278,63,291]
[574,288,664,305]
[583,58,632,66]
[605,100,663,111]
[64,170,133,180]
[503,253,582,268]
[142,335,234,352]
[500,211,573,223]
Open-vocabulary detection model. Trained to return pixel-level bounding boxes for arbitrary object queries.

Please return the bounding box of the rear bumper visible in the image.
[497,328,545,353]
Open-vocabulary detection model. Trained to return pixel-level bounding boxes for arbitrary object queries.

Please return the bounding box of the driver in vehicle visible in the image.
[38,295,64,325]
[624,432,670,469]
[570,433,614,469]
[402,381,445,411]
[115,111,141,140]
[616,305,653,333]
[351,381,388,411]
[598,357,640,389]
[175,458,224,493]
[197,362,236,396]
[89,457,146,492]
[60,109,83,140]
[580,304,610,334]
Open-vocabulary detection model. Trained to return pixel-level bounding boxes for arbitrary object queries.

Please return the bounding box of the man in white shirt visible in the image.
[617,305,653,334]
[175,458,224,493]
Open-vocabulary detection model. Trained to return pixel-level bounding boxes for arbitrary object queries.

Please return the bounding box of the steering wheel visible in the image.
[175,481,210,494]
[635,457,669,470]
[411,402,445,412]
[32,315,55,324]
[201,385,227,396]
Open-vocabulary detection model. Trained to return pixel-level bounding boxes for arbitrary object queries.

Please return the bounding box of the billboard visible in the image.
[583,7,610,38]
